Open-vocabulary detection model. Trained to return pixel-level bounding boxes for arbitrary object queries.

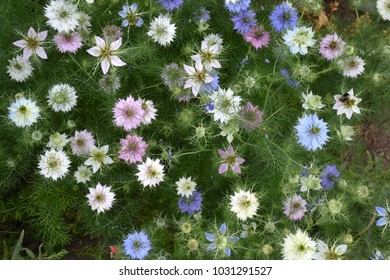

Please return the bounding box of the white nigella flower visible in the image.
[147,14,176,46]
[219,121,239,143]
[377,0,390,21]
[86,182,116,214]
[202,34,223,54]
[87,36,126,75]
[230,189,259,221]
[340,56,365,78]
[7,55,34,83]
[74,165,93,184]
[313,240,348,260]
[47,83,77,112]
[191,42,221,71]
[38,149,71,181]
[302,91,325,111]
[337,125,355,141]
[282,229,317,260]
[139,99,158,125]
[84,145,114,173]
[300,174,322,192]
[78,11,92,34]
[283,26,316,55]
[47,132,69,150]
[8,97,40,127]
[333,88,361,119]
[13,27,48,59]
[176,177,197,198]
[44,0,80,33]
[136,157,165,187]
[209,88,242,124]
[183,60,214,96]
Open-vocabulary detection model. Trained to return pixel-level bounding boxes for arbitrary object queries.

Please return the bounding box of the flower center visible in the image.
[297,244,306,252]
[53,91,69,104]
[215,236,227,249]
[312,127,320,134]
[26,37,39,49]
[93,151,105,162]
[18,105,27,114]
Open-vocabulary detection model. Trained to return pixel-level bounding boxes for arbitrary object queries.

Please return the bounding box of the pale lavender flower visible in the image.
[70,129,96,156]
[218,145,245,174]
[13,27,48,59]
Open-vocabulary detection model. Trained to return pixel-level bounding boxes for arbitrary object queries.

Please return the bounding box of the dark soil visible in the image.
[360,123,390,168]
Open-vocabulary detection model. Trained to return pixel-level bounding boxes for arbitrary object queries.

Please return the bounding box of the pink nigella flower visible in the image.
[113,96,145,131]
[218,145,245,174]
[70,129,96,156]
[319,33,345,61]
[87,36,126,74]
[283,194,307,221]
[118,135,148,164]
[13,27,48,59]
[54,32,83,53]
[239,102,264,130]
[244,25,270,50]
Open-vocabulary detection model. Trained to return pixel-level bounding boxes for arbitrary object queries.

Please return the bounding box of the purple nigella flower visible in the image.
[118,134,148,164]
[158,0,184,11]
[178,191,203,215]
[283,194,307,221]
[244,25,270,49]
[193,7,211,23]
[239,102,264,130]
[319,33,346,61]
[225,0,251,13]
[231,10,257,35]
[269,2,298,33]
[320,164,340,190]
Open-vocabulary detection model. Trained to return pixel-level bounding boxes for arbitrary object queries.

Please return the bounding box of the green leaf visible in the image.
[11,230,24,260]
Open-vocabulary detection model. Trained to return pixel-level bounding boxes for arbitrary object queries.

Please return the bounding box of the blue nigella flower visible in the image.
[269,2,299,33]
[225,0,251,13]
[375,206,389,227]
[199,71,219,94]
[123,231,151,259]
[369,250,385,260]
[320,164,340,190]
[231,9,257,35]
[193,7,211,23]
[178,191,203,215]
[158,0,184,11]
[205,100,215,111]
[205,223,239,257]
[118,4,144,27]
[280,68,300,88]
[295,114,330,151]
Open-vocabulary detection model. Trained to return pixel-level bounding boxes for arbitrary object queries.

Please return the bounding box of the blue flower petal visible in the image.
[376,217,388,226]
[220,223,227,235]
[205,232,215,242]
[207,243,217,251]
[375,206,387,217]
[228,236,239,243]
[224,248,231,257]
